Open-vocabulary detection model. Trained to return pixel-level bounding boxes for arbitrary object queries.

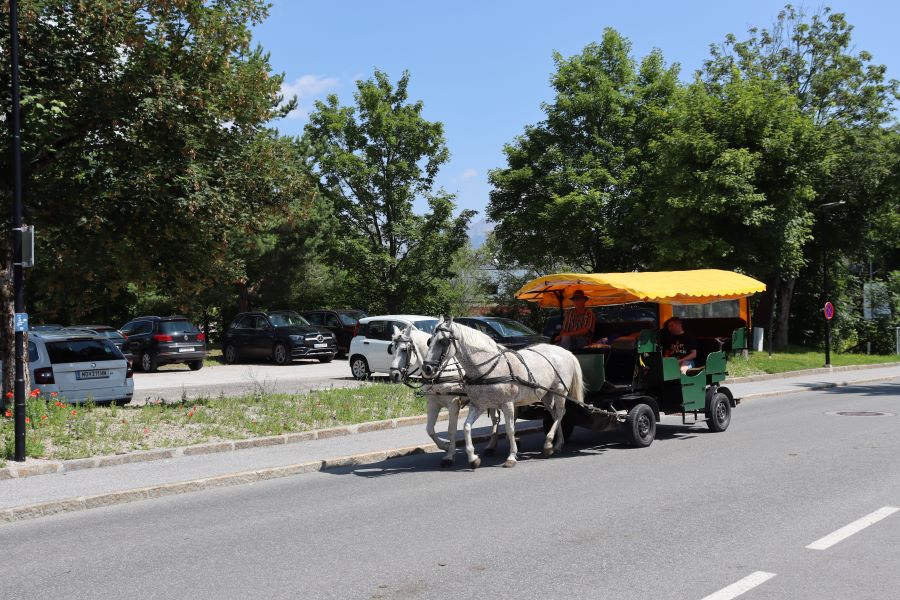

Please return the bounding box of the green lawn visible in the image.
[727,347,900,378]
[1,384,421,464]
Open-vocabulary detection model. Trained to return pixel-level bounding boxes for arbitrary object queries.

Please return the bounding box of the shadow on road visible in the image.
[814,382,899,397]
[322,420,710,478]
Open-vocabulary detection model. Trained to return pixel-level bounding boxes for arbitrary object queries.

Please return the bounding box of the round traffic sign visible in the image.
[823,301,835,320]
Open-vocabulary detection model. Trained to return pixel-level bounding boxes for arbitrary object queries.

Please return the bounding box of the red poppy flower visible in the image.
[4,410,10,418]
[4,391,12,399]
[29,390,39,398]
[71,410,77,416]
[41,414,48,420]
[50,392,58,398]
[25,417,30,424]
[55,401,63,407]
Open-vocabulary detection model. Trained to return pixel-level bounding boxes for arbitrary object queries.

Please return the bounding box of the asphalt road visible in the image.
[131,359,367,403]
[2,382,898,600]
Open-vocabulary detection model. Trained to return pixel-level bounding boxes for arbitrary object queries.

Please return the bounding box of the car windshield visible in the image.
[97,330,125,341]
[269,312,311,327]
[413,319,439,333]
[159,320,199,334]
[338,311,365,326]
[46,339,121,364]
[485,318,538,337]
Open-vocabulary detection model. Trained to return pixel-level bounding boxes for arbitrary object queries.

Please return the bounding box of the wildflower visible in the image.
[71,409,77,416]
[50,392,58,398]
[25,417,30,424]
[143,427,149,435]
[4,391,12,399]
[41,415,48,420]
[29,390,39,398]
[55,401,63,407]
[187,410,194,418]
[4,410,10,418]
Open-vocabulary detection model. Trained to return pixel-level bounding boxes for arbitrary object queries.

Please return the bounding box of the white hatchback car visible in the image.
[348,315,438,380]
[27,329,134,404]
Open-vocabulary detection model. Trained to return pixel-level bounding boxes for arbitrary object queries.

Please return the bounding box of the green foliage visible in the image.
[0,1,316,328]
[304,70,475,314]
[488,29,680,272]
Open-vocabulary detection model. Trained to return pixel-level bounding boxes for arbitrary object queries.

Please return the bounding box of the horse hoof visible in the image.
[502,459,516,468]
[469,458,481,470]
[440,458,453,468]
[483,447,496,456]
[542,446,554,457]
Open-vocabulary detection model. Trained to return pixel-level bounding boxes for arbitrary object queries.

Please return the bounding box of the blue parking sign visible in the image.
[14,313,28,332]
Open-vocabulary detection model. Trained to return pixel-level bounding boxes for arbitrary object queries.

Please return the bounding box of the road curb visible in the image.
[736,374,900,401]
[0,409,468,481]
[725,362,899,384]
[0,425,543,525]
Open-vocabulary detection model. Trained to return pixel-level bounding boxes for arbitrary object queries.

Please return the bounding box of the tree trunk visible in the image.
[774,277,796,349]
[237,281,250,313]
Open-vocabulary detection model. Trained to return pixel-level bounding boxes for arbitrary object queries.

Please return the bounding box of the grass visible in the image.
[727,347,900,378]
[1,384,422,463]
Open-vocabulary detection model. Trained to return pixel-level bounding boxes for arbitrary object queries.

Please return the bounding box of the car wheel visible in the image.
[706,392,732,432]
[350,355,370,380]
[273,342,290,366]
[624,403,656,447]
[318,353,334,364]
[140,351,158,373]
[188,360,203,371]
[224,343,239,365]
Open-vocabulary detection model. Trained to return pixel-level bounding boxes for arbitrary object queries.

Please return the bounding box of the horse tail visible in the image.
[569,355,585,403]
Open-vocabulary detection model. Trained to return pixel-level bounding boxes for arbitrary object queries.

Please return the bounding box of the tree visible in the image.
[303,70,475,314]
[0,1,314,390]
[702,4,899,347]
[487,29,680,272]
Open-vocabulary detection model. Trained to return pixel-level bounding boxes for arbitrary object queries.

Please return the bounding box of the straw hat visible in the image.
[570,290,588,301]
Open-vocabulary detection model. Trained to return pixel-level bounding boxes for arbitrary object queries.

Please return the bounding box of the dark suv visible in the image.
[120,316,208,372]
[223,311,337,365]
[300,309,367,356]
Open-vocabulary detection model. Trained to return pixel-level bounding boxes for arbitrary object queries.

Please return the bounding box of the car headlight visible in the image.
[289,335,302,342]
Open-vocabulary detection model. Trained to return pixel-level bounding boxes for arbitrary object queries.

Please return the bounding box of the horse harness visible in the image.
[429,323,582,404]
[391,336,467,397]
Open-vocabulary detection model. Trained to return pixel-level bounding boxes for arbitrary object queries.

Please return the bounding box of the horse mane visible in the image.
[451,320,501,354]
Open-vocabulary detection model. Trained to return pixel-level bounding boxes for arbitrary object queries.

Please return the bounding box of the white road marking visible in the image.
[700,571,777,600]
[806,506,899,550]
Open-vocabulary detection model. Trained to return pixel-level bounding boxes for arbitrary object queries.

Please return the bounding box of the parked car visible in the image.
[29,324,63,332]
[222,311,337,365]
[25,329,133,404]
[300,309,367,356]
[348,315,438,380]
[73,325,134,363]
[454,316,549,350]
[119,316,208,372]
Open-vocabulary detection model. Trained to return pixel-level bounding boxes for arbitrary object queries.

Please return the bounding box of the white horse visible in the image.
[389,325,501,467]
[421,317,584,469]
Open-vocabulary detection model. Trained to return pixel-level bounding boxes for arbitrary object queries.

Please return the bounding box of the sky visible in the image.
[251,1,900,241]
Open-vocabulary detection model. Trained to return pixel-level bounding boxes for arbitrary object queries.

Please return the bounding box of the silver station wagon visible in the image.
[27,329,134,404]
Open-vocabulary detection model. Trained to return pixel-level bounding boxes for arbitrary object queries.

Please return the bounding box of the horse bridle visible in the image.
[392,331,463,389]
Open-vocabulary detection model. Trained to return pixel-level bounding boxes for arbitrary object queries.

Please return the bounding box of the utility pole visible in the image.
[9,0,27,461]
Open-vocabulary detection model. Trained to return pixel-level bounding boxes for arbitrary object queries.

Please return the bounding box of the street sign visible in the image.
[823,302,835,320]
[14,312,28,332]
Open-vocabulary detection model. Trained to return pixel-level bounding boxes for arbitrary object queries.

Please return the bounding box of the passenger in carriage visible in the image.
[557,289,596,351]
[661,317,698,373]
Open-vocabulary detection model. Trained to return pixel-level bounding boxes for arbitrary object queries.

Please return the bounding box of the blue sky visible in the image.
[252,0,899,237]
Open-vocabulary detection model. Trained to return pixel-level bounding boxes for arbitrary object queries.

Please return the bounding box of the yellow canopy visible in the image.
[515,269,766,309]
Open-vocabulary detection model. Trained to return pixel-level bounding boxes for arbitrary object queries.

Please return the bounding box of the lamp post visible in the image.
[817,201,845,369]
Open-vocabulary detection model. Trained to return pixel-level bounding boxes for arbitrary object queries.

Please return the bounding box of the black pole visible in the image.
[9,0,26,461]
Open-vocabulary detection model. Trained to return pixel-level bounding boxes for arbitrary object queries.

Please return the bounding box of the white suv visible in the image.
[26,329,134,404]
[348,315,438,380]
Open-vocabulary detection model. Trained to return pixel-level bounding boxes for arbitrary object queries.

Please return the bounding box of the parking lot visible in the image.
[131,359,365,403]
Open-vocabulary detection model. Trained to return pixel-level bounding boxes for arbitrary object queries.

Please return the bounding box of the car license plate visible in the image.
[77,369,110,380]
[178,347,194,353]
[314,343,328,348]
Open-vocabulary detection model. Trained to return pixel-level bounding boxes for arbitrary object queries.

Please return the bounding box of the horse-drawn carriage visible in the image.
[513,269,766,447]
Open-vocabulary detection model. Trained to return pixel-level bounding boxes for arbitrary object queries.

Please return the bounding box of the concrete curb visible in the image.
[736,374,900,401]
[0,410,467,481]
[0,425,543,525]
[725,362,899,384]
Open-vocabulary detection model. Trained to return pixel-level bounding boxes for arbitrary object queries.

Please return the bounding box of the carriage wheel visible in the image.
[706,392,731,433]
[625,403,656,448]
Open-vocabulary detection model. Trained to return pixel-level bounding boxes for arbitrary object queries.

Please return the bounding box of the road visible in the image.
[131,359,367,403]
[2,382,898,600]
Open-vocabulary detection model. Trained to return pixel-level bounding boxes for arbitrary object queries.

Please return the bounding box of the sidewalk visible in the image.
[1,364,898,523]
